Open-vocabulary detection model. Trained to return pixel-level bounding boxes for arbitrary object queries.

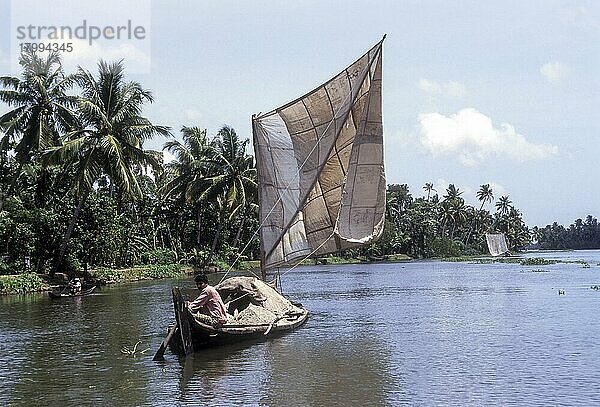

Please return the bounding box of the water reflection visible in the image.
[262,336,392,407]
[1,285,165,405]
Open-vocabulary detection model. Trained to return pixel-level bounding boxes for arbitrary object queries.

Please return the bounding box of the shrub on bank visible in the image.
[139,264,182,279]
[92,263,184,284]
[520,258,557,266]
[0,273,45,294]
[140,249,177,265]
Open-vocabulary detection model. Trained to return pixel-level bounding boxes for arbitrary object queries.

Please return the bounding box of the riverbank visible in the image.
[0,253,414,295]
[0,263,192,295]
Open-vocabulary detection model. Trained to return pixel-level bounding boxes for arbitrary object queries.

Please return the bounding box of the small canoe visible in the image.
[49,285,97,299]
[168,277,308,356]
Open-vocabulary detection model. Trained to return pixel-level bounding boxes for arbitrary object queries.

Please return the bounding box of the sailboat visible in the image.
[486,233,510,256]
[162,36,387,358]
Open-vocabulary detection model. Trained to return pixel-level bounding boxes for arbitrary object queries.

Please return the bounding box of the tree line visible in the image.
[0,52,257,276]
[533,216,600,250]
[363,183,530,259]
[1,52,594,277]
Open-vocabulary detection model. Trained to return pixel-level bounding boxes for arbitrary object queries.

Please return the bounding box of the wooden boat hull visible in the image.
[169,286,308,356]
[49,285,96,299]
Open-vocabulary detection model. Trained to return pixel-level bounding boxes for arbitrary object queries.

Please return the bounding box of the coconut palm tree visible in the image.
[448,198,467,239]
[199,126,256,266]
[388,184,412,213]
[438,201,453,237]
[464,184,495,244]
[0,51,78,207]
[202,126,256,212]
[44,60,170,274]
[161,127,214,203]
[423,182,436,201]
[495,195,512,216]
[160,126,216,247]
[443,184,463,202]
[476,184,494,210]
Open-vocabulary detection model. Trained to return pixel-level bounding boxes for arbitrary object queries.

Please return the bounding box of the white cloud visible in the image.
[184,108,202,122]
[418,78,466,99]
[540,61,568,83]
[560,5,599,31]
[418,78,442,95]
[418,108,558,166]
[61,39,151,74]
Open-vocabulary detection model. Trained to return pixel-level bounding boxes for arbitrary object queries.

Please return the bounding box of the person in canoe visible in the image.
[186,274,228,327]
[69,278,82,295]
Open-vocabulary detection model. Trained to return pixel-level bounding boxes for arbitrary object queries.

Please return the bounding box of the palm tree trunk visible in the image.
[196,206,203,246]
[150,219,157,249]
[465,211,482,245]
[0,161,25,211]
[233,213,246,248]
[51,192,88,276]
[202,218,224,269]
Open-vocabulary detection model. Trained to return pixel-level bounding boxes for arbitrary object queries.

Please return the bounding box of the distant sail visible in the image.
[252,38,386,270]
[486,233,509,256]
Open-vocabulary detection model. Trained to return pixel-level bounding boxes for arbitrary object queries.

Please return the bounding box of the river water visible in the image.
[2,250,600,406]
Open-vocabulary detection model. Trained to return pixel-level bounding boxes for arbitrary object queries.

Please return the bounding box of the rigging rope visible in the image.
[276,231,336,279]
[219,44,385,284]
[218,85,355,285]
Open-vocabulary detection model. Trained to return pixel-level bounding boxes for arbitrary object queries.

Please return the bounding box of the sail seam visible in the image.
[261,85,355,263]
[263,42,384,264]
[341,45,383,241]
[222,37,386,281]
[322,84,346,239]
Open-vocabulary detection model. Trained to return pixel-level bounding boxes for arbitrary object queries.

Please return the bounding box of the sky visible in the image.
[1,0,599,228]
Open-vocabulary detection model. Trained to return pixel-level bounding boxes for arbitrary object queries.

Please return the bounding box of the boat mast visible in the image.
[252,114,268,282]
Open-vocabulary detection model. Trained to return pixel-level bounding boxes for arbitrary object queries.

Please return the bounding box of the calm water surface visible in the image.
[2,250,600,406]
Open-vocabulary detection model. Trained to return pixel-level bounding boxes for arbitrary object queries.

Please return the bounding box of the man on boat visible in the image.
[186,274,228,326]
[69,278,82,295]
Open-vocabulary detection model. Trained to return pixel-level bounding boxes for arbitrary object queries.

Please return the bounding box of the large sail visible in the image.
[486,233,509,256]
[252,38,386,270]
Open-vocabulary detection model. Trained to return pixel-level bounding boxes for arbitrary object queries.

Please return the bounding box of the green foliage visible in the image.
[61,253,82,275]
[520,258,557,266]
[0,259,12,274]
[92,264,183,283]
[368,183,531,259]
[429,236,464,258]
[139,264,182,279]
[535,216,600,250]
[445,255,481,262]
[140,249,177,265]
[0,273,45,294]
[92,267,128,283]
[211,259,230,272]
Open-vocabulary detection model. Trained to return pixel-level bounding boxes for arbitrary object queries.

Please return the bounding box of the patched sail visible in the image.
[486,233,509,256]
[252,37,386,270]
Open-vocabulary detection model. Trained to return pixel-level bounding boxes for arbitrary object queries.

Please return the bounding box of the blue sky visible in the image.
[1,0,599,227]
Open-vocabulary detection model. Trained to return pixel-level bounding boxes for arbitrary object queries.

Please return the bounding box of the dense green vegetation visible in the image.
[0,52,258,278]
[366,183,530,259]
[1,51,594,288]
[0,273,45,294]
[533,216,600,250]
